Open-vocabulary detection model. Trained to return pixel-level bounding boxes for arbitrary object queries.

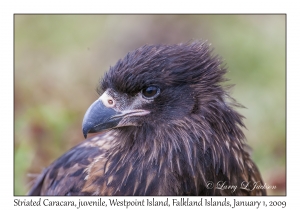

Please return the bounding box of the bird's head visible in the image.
[82,41,229,138]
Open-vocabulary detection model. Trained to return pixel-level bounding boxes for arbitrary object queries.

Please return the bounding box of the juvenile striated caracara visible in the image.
[28,41,266,195]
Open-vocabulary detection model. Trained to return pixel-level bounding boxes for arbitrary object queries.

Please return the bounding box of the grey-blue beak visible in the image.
[82,99,120,138]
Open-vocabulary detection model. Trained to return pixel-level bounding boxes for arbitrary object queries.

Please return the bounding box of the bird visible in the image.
[28,41,266,196]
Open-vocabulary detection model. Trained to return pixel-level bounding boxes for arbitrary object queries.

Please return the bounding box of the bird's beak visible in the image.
[82,99,119,138]
[82,94,150,138]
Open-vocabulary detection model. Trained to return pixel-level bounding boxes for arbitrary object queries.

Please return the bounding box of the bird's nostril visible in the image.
[108,99,114,105]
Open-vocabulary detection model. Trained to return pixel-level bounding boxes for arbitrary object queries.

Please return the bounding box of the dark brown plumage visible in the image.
[28,41,266,196]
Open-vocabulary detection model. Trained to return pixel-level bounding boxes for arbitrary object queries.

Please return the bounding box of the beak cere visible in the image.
[82,92,151,138]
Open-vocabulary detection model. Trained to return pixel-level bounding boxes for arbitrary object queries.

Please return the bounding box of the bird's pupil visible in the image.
[142,86,159,98]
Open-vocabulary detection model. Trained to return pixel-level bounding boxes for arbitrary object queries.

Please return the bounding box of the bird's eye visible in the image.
[142,86,160,99]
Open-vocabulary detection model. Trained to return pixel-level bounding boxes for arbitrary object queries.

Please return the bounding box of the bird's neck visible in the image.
[103,114,246,195]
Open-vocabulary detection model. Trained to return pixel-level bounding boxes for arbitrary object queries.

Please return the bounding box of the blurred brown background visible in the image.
[14,15,285,195]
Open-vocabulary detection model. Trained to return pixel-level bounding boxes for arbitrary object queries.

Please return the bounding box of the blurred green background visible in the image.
[14,15,285,195]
